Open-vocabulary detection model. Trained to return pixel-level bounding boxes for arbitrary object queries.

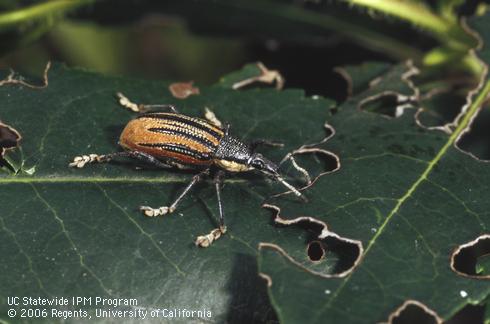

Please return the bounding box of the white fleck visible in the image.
[179,213,184,217]
[371,228,377,233]
[414,239,419,249]
[324,289,331,294]
[312,95,321,100]
[460,290,468,298]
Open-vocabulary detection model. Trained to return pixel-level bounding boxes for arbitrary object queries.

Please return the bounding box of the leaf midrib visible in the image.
[0,177,251,184]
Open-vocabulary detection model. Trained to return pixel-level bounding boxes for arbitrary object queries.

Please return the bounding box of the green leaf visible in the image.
[0,63,334,322]
[258,13,490,324]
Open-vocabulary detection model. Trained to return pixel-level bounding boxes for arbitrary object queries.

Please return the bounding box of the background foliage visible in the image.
[1,1,490,323]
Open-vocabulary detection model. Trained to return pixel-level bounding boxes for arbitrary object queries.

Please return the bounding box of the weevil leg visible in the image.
[140,169,209,217]
[249,139,284,152]
[215,170,226,231]
[195,170,227,248]
[116,92,179,113]
[69,151,172,169]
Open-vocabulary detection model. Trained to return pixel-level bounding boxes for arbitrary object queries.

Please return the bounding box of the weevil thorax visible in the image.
[214,135,279,174]
[214,135,254,172]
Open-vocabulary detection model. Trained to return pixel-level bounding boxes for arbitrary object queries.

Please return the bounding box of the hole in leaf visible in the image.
[0,121,21,171]
[452,235,490,278]
[391,305,438,324]
[307,240,325,262]
[286,221,360,274]
[445,302,485,324]
[458,104,490,160]
[359,94,399,117]
[322,235,360,274]
[417,90,466,128]
[264,205,363,277]
[387,300,441,324]
[0,124,20,150]
[280,148,339,189]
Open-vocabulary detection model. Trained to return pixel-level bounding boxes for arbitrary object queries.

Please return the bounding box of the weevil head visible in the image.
[248,153,279,176]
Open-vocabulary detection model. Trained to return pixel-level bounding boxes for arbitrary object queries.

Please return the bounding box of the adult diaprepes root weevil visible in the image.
[70,93,304,247]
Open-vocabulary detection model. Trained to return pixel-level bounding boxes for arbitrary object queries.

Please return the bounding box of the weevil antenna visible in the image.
[274,174,308,202]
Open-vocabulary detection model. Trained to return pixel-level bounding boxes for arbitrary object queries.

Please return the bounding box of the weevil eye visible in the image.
[251,158,265,170]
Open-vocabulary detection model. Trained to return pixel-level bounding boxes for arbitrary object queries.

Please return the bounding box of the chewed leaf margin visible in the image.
[383,300,443,324]
[259,203,364,279]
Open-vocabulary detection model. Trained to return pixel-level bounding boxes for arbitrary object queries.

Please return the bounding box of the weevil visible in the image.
[70,93,304,247]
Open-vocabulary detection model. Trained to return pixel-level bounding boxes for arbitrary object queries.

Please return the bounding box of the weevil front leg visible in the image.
[195,170,227,247]
[140,169,209,217]
[69,151,172,169]
[249,139,284,152]
[117,92,179,113]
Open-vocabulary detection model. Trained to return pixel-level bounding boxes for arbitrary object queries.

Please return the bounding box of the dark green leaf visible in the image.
[0,63,333,322]
[258,13,490,324]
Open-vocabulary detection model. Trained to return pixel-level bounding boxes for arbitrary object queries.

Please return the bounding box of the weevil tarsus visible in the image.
[195,226,227,248]
[117,92,178,114]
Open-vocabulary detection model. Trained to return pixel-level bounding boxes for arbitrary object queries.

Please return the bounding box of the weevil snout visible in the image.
[249,153,306,201]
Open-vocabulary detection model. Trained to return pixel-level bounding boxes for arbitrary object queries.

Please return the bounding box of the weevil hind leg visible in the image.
[116,92,179,114]
[69,150,174,169]
[141,169,209,217]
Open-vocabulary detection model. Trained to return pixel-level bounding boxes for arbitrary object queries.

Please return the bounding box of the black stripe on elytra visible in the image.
[138,143,211,161]
[138,113,223,140]
[147,127,217,151]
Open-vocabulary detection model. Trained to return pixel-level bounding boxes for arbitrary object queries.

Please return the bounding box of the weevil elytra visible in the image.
[70,93,304,247]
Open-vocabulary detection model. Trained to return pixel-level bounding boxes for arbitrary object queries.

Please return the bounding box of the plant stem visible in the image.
[344,0,477,50]
[0,0,97,30]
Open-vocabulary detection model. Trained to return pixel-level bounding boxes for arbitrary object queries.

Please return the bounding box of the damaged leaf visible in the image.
[0,121,21,171]
[168,81,200,99]
[258,13,490,324]
[0,63,333,323]
[220,62,285,90]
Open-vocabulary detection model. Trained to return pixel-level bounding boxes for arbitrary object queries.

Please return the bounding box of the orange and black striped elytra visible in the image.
[70,93,304,247]
[119,113,224,167]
